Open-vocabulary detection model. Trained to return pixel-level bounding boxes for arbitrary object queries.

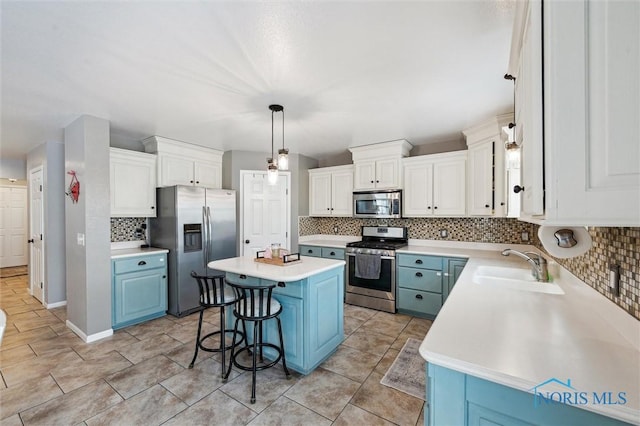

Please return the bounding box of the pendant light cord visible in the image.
[271,108,275,161]
[282,109,285,151]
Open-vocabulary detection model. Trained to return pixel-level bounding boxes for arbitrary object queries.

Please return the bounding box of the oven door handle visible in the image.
[346,253,395,260]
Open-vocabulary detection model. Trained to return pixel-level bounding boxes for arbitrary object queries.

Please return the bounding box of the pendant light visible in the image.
[276,106,289,171]
[504,74,519,151]
[267,104,281,185]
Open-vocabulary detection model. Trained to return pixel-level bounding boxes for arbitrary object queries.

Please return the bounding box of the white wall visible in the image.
[0,158,27,180]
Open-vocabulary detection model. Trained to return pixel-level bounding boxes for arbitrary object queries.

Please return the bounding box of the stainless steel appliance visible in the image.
[150,186,237,317]
[345,226,407,313]
[353,190,402,219]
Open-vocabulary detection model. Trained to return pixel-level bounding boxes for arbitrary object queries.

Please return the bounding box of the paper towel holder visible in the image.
[554,229,578,248]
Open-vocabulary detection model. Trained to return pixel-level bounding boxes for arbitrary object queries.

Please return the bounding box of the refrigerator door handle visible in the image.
[207,206,213,264]
[202,206,208,269]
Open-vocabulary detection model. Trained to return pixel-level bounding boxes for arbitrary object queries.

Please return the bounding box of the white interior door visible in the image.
[29,168,44,302]
[0,186,28,268]
[240,171,290,257]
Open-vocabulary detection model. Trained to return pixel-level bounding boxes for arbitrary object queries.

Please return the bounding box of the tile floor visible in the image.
[0,273,431,425]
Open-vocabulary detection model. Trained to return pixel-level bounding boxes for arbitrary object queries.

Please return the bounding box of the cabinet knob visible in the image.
[162,275,166,279]
[500,202,505,206]
[415,259,423,264]
[485,204,490,208]
[277,282,286,287]
[415,294,423,300]
[307,249,313,253]
[138,261,146,266]
[239,274,247,279]
[331,207,334,210]
[513,185,525,193]
[196,181,200,184]
[330,251,335,256]
[151,206,155,209]
[376,180,379,183]
[190,180,194,183]
[434,206,438,209]
[427,206,431,210]
[415,272,423,277]
[245,240,250,244]
[327,208,330,210]
[370,180,374,183]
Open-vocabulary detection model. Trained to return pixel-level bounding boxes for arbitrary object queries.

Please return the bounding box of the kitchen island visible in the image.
[207,256,345,375]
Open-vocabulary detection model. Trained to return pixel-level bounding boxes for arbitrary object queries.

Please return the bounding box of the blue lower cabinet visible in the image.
[225,266,344,375]
[112,253,168,330]
[427,363,633,426]
[299,245,322,257]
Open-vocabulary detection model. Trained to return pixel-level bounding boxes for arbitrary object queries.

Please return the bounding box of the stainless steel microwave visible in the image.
[353,190,402,219]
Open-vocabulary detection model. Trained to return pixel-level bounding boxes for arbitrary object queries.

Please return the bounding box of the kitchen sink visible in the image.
[472,266,565,295]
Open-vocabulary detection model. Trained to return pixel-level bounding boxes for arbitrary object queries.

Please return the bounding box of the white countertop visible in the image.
[298,235,360,248]
[208,256,345,282]
[418,247,640,424]
[110,247,169,259]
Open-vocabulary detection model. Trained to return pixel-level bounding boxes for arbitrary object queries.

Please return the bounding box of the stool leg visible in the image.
[251,320,259,404]
[223,317,240,383]
[276,317,291,379]
[258,321,264,362]
[219,306,226,379]
[188,308,205,369]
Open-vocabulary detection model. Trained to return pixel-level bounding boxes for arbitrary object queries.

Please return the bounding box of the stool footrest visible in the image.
[198,329,245,353]
[232,344,284,372]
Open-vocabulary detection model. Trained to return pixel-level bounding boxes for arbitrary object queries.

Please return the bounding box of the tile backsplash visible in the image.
[110,217,147,242]
[299,216,535,244]
[299,216,639,320]
[533,226,639,320]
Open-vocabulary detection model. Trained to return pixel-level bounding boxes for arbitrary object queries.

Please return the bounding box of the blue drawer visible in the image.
[398,288,442,316]
[113,254,166,275]
[263,279,304,298]
[398,266,442,293]
[397,253,442,270]
[322,247,345,260]
[299,245,322,257]
[225,272,260,286]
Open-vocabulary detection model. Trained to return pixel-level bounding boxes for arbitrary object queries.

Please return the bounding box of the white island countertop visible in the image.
[208,256,345,282]
[418,245,640,424]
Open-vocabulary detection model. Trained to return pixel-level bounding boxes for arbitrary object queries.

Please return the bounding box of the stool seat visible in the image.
[223,279,291,404]
[188,272,245,376]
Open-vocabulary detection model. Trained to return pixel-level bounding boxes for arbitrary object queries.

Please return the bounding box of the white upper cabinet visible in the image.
[110,148,157,217]
[142,136,223,189]
[509,0,640,225]
[463,114,512,217]
[309,165,353,216]
[402,151,467,217]
[350,140,412,190]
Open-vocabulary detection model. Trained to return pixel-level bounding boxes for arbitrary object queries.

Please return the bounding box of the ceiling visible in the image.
[1,1,515,162]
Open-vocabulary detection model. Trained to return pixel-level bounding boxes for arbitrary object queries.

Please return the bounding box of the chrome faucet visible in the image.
[501,249,549,282]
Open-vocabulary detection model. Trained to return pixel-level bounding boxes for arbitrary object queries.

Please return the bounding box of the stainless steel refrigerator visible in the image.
[150,186,237,317]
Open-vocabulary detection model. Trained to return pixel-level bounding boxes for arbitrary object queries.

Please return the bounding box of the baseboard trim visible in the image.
[66,320,113,343]
[46,300,67,309]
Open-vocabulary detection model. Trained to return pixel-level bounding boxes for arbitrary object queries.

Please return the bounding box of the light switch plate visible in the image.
[77,233,85,246]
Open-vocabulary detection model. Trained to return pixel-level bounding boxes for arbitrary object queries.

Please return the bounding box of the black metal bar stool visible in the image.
[223,280,291,404]
[189,272,245,377]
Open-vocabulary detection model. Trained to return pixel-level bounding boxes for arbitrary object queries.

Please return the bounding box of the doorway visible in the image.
[0,185,28,268]
[239,170,291,257]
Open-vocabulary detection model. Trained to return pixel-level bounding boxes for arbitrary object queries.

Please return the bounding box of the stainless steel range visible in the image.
[345,226,408,313]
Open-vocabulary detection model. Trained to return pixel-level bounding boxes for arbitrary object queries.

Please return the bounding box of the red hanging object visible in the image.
[66,170,80,203]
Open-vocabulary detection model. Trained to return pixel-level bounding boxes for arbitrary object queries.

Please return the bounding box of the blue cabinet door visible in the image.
[113,267,167,329]
[307,269,344,369]
[443,258,467,302]
[265,293,304,372]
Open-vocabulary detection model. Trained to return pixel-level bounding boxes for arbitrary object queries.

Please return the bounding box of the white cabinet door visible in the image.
[403,161,433,217]
[375,158,399,189]
[110,149,157,217]
[159,155,195,187]
[514,0,546,218]
[353,160,377,190]
[433,159,466,216]
[195,161,221,188]
[309,172,332,216]
[331,169,354,216]
[467,141,494,216]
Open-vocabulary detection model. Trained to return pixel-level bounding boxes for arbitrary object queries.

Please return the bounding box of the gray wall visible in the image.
[26,141,67,305]
[221,150,318,252]
[0,158,27,179]
[64,116,112,337]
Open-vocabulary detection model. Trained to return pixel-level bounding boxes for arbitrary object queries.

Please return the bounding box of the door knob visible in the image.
[245,239,250,244]
[513,185,525,193]
[27,239,34,243]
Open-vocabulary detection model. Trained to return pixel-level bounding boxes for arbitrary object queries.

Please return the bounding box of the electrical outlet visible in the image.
[439,229,448,238]
[521,231,529,241]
